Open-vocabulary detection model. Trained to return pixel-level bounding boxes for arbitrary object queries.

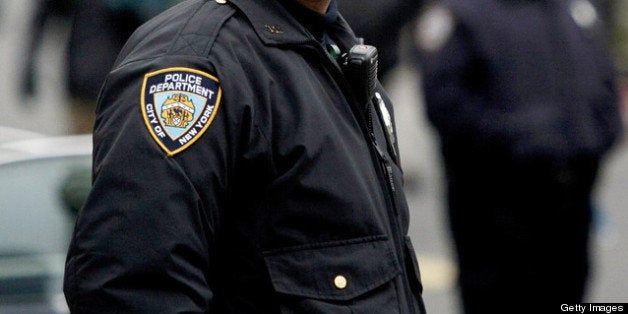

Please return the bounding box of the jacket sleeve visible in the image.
[63,56,230,313]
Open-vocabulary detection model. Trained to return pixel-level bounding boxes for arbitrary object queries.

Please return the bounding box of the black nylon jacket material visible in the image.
[63,0,425,313]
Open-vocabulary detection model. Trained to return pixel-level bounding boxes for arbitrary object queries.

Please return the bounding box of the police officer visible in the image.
[63,0,426,312]
[413,0,622,312]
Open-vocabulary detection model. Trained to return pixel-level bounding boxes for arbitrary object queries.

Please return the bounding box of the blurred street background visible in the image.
[0,0,626,313]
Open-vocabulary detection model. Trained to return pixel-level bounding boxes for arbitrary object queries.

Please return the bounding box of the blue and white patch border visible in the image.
[141,67,222,156]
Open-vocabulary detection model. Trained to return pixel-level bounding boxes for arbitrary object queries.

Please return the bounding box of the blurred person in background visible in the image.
[21,0,73,100]
[337,0,423,82]
[22,0,181,134]
[412,0,623,312]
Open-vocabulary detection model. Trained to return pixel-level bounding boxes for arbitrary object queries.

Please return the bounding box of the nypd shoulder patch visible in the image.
[141,67,222,156]
[569,0,598,29]
[414,3,455,53]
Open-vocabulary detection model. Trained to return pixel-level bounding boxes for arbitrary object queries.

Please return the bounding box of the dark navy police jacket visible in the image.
[64,0,426,313]
[415,0,622,162]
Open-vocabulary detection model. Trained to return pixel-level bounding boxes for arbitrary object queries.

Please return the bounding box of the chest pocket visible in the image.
[263,236,403,313]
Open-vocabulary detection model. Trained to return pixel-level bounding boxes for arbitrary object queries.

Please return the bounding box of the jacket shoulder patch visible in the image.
[414,4,455,53]
[141,67,222,156]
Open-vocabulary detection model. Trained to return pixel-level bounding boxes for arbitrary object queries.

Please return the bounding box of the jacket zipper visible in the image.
[303,40,416,313]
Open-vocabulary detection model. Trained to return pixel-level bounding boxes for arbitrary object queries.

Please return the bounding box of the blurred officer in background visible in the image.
[412,0,623,312]
[64,0,426,312]
[22,0,181,134]
[337,0,423,81]
[21,0,73,99]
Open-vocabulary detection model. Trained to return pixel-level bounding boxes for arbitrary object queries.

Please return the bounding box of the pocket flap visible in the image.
[263,236,401,301]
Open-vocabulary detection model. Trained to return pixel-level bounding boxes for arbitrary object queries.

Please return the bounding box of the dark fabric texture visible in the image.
[63,0,426,312]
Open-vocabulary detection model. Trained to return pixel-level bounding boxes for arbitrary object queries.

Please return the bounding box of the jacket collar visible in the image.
[227,0,358,49]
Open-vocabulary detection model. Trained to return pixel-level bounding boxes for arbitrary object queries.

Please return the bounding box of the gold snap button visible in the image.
[215,0,227,4]
[334,275,347,289]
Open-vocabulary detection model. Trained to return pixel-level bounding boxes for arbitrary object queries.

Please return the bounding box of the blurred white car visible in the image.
[0,128,91,313]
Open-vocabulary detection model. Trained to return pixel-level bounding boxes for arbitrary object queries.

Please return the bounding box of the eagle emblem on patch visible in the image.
[141,67,222,156]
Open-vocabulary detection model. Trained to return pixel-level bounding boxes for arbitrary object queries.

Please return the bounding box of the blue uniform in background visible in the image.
[413,0,622,312]
[337,0,423,80]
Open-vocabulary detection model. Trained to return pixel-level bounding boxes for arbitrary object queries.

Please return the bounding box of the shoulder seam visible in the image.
[167,1,236,57]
